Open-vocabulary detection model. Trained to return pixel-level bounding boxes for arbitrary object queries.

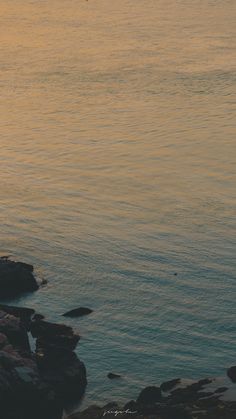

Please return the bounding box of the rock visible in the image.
[0,304,35,329]
[69,405,103,419]
[63,307,93,317]
[214,386,228,393]
[36,334,79,353]
[197,378,213,386]
[15,261,34,272]
[227,366,236,383]
[68,381,236,419]
[168,378,213,405]
[137,386,162,405]
[0,333,8,349]
[107,372,121,379]
[0,310,30,354]
[38,350,87,402]
[30,319,77,339]
[0,258,38,299]
[123,400,139,411]
[0,309,85,417]
[0,255,11,260]
[160,378,180,392]
[160,406,192,419]
[103,401,120,409]
[31,319,80,353]
[31,319,86,403]
[32,313,45,321]
[0,334,63,419]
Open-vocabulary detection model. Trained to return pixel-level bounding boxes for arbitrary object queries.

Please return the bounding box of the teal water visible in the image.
[0,0,235,410]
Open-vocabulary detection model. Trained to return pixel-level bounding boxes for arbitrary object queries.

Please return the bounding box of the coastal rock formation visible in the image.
[38,349,87,402]
[63,307,93,317]
[0,310,62,419]
[0,309,31,354]
[0,304,35,329]
[0,258,38,299]
[69,376,236,419]
[0,308,87,419]
[31,319,86,403]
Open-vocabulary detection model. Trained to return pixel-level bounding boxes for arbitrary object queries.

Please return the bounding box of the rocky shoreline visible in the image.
[0,257,87,419]
[69,376,236,419]
[0,257,236,419]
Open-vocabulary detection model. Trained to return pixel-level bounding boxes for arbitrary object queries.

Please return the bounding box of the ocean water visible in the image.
[0,0,236,411]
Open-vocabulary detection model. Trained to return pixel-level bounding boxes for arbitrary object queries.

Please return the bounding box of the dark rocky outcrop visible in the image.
[70,386,236,419]
[69,372,236,419]
[160,378,180,392]
[0,258,38,299]
[31,319,79,343]
[0,307,87,419]
[63,307,93,317]
[227,366,236,383]
[0,310,31,354]
[0,304,35,329]
[38,350,87,402]
[136,385,162,404]
[30,319,86,403]
[0,311,62,419]
[107,372,121,379]
[167,378,213,405]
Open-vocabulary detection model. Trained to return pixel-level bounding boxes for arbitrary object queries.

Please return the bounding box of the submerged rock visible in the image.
[107,372,121,379]
[63,307,93,317]
[0,258,38,299]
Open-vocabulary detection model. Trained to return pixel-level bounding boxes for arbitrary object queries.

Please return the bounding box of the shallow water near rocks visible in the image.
[0,0,236,411]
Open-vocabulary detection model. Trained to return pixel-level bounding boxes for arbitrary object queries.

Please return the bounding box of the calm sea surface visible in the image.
[0,0,236,410]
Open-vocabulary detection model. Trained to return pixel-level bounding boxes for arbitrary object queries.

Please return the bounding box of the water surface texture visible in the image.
[0,0,236,409]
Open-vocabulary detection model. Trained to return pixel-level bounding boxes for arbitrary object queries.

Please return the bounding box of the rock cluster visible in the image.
[0,259,87,419]
[69,378,236,419]
[0,309,62,419]
[0,308,87,419]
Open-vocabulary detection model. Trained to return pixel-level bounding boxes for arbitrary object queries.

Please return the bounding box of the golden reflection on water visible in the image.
[0,0,235,273]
